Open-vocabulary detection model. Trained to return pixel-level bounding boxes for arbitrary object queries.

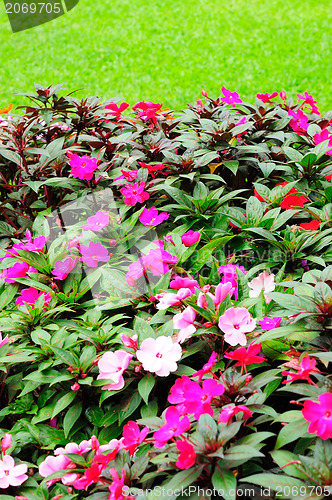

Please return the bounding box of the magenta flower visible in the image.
[248,271,276,304]
[258,316,282,330]
[0,333,8,348]
[176,441,196,470]
[23,235,48,252]
[82,211,109,231]
[256,92,278,103]
[182,379,225,420]
[181,230,201,247]
[120,182,150,206]
[108,468,130,499]
[207,282,234,309]
[282,354,320,386]
[122,421,150,455]
[218,405,252,424]
[79,241,110,267]
[105,101,129,119]
[126,246,179,286]
[139,206,169,227]
[173,306,197,343]
[97,350,133,390]
[218,307,256,346]
[0,262,36,284]
[224,343,267,374]
[52,257,79,280]
[69,154,98,180]
[16,287,52,308]
[314,128,332,155]
[302,393,332,439]
[192,352,218,381]
[155,288,191,310]
[170,276,199,293]
[220,86,243,106]
[297,92,319,113]
[136,336,182,377]
[132,101,162,123]
[218,264,247,301]
[153,406,191,448]
[0,455,28,488]
[168,375,193,414]
[288,109,309,133]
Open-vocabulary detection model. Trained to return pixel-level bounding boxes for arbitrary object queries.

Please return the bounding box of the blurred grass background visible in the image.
[0,0,331,112]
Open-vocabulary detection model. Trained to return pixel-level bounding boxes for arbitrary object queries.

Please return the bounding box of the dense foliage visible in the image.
[0,84,332,499]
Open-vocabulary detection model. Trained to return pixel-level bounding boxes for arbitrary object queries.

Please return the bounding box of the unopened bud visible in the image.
[71,382,80,391]
[245,374,253,385]
[109,239,117,247]
[1,434,12,453]
[280,91,287,101]
[202,90,208,97]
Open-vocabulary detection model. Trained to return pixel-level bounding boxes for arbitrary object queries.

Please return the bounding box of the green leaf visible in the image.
[64,402,82,438]
[190,236,234,274]
[51,391,77,419]
[138,373,155,405]
[241,473,305,497]
[161,466,204,492]
[300,153,317,169]
[212,467,237,500]
[275,419,311,449]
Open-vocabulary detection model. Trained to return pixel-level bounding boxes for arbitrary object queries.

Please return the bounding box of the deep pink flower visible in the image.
[218,307,256,346]
[73,463,103,490]
[288,109,309,133]
[121,169,138,182]
[314,128,332,155]
[155,288,191,310]
[0,333,8,348]
[139,207,169,227]
[120,333,138,350]
[168,376,192,414]
[176,441,196,469]
[122,421,149,455]
[145,248,178,275]
[257,92,278,103]
[220,86,242,106]
[136,336,182,377]
[0,262,37,284]
[297,92,319,113]
[22,235,48,252]
[108,468,133,500]
[218,405,252,424]
[181,230,201,247]
[218,264,247,301]
[248,271,275,304]
[282,354,320,385]
[224,343,267,374]
[132,101,162,123]
[0,455,28,488]
[52,257,79,280]
[258,316,282,330]
[105,102,129,119]
[71,382,80,391]
[153,406,191,448]
[170,276,199,293]
[182,379,225,420]
[0,434,12,454]
[173,306,197,343]
[69,154,98,180]
[192,352,218,381]
[16,287,51,308]
[302,393,332,439]
[82,211,109,231]
[120,182,150,206]
[79,241,110,267]
[97,350,133,390]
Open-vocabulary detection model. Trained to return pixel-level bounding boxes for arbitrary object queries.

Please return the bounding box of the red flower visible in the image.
[105,102,129,120]
[256,92,278,103]
[132,101,162,123]
[254,188,265,202]
[299,220,321,231]
[224,343,267,374]
[280,193,308,209]
[176,441,196,469]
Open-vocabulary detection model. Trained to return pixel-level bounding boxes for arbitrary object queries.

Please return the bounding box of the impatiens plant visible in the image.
[0,84,332,499]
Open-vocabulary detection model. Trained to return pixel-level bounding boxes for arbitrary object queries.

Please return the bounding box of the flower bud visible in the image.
[1,433,12,453]
[280,91,287,101]
[71,382,80,391]
[109,239,117,247]
[202,89,208,97]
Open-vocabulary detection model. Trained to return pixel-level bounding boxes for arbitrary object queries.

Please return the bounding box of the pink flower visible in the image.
[122,421,149,455]
[54,438,92,456]
[136,336,182,377]
[258,316,282,330]
[97,350,133,390]
[168,376,192,414]
[218,405,252,424]
[52,257,79,280]
[257,92,278,103]
[181,379,225,420]
[282,354,320,385]
[69,154,98,180]
[170,276,199,293]
[153,407,191,448]
[173,306,197,343]
[218,264,247,301]
[139,207,169,227]
[132,101,162,123]
[180,230,201,247]
[79,241,110,267]
[207,282,234,309]
[314,128,332,155]
[220,86,242,106]
[105,102,129,119]
[192,352,218,381]
[155,288,191,310]
[39,454,72,487]
[120,333,138,350]
[0,262,35,284]
[120,169,138,182]
[248,271,275,304]
[108,468,133,500]
[302,393,332,439]
[73,462,103,490]
[297,92,319,114]
[176,441,196,469]
[288,109,309,133]
[120,182,150,206]
[0,333,8,348]
[15,287,52,308]
[224,343,267,374]
[218,307,256,346]
[71,382,80,391]
[0,434,12,453]
[126,247,179,286]
[0,455,28,488]
[82,211,109,231]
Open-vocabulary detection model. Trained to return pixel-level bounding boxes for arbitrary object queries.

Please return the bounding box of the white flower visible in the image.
[136,336,182,376]
[248,271,275,304]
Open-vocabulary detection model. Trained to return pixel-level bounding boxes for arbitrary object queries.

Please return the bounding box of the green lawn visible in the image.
[0,0,331,112]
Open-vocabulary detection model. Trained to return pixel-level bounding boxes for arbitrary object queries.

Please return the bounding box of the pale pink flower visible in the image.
[220,86,242,106]
[15,287,52,307]
[218,307,256,346]
[97,350,133,390]
[79,241,110,267]
[39,454,73,487]
[173,306,197,343]
[69,154,98,180]
[0,455,28,488]
[181,230,201,247]
[248,271,275,304]
[136,336,182,376]
[155,288,191,310]
[207,281,234,309]
[82,211,109,231]
[139,207,169,227]
[54,438,92,456]
[52,257,79,280]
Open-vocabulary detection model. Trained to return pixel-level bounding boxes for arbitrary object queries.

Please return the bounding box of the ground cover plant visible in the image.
[0,84,332,499]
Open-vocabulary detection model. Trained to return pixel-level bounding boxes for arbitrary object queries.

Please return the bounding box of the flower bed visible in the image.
[0,84,332,499]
